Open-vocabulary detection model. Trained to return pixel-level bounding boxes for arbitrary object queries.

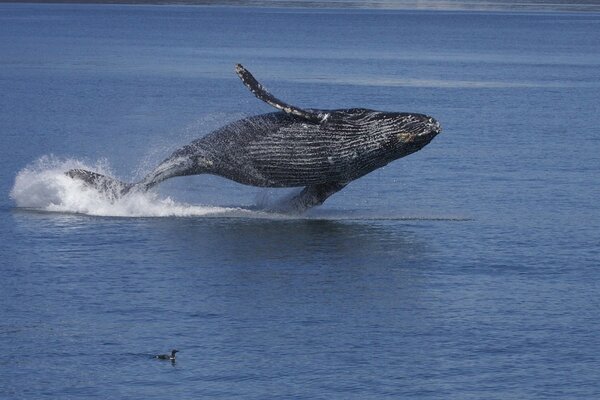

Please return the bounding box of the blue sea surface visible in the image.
[1,3,600,398]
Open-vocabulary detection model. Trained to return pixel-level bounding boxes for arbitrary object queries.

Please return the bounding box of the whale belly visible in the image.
[246,131,362,186]
[207,115,382,187]
[196,113,388,188]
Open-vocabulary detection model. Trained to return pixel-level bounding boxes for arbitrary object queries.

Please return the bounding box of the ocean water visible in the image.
[1,3,600,398]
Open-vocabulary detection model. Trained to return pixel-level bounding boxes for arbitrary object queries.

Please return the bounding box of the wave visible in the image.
[9,156,258,218]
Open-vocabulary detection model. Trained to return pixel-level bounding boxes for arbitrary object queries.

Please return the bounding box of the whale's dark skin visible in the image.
[67,64,442,213]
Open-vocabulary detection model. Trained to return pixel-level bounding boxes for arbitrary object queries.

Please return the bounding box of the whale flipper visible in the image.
[275,182,347,214]
[235,64,328,124]
[66,169,135,199]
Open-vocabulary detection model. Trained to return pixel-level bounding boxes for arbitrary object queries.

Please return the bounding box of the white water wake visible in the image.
[9,156,253,218]
[10,156,470,221]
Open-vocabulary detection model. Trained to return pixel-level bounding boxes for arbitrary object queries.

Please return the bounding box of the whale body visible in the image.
[67,64,441,213]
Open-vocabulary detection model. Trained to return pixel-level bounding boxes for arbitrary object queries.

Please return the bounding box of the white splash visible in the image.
[9,156,251,218]
[10,156,470,221]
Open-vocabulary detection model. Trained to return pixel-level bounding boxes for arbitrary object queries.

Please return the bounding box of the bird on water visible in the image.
[155,349,178,361]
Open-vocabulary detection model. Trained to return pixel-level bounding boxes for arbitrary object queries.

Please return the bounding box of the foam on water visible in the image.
[10,156,470,221]
[9,156,253,218]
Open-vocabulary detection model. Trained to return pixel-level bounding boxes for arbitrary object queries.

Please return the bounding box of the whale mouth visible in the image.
[418,118,442,137]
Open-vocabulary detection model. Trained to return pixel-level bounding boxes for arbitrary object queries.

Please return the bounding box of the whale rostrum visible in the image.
[66,64,442,213]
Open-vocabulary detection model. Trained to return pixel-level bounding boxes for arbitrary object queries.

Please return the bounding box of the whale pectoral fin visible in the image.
[65,169,134,199]
[235,64,328,124]
[275,181,347,214]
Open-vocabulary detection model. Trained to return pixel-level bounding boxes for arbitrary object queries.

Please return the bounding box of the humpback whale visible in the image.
[66,64,442,213]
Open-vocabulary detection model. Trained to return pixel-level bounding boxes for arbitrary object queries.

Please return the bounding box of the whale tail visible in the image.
[65,169,140,200]
[65,156,198,201]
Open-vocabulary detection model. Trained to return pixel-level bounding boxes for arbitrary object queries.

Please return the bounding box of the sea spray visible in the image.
[10,157,464,221]
[9,156,250,218]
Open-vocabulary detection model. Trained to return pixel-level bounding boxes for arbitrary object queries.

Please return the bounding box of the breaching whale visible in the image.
[66,64,442,213]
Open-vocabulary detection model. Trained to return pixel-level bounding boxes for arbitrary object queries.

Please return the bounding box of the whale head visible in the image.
[371,111,441,159]
[394,113,441,144]
[341,109,441,160]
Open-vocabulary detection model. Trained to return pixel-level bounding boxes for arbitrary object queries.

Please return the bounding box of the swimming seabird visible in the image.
[155,349,178,361]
